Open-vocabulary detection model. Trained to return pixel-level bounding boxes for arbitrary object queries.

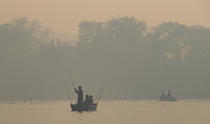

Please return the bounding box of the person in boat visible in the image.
[88,95,94,105]
[75,86,83,105]
[84,94,89,105]
[168,89,171,96]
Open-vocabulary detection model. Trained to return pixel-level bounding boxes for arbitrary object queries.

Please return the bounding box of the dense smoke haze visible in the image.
[0,17,210,100]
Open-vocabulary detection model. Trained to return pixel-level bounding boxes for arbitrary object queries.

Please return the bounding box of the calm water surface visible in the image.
[0,100,209,124]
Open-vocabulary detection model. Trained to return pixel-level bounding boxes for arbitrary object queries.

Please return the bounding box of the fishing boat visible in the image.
[71,103,97,111]
[69,86,100,112]
[23,97,32,104]
[64,76,101,112]
[159,90,177,101]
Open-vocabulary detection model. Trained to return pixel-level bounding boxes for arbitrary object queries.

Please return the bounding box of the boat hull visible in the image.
[70,104,97,112]
[159,96,177,101]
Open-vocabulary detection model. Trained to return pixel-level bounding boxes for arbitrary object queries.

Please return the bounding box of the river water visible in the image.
[0,100,209,124]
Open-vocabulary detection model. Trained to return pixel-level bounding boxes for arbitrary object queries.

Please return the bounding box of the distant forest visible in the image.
[0,17,210,100]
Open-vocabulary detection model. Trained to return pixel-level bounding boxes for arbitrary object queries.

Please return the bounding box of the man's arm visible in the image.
[75,88,78,93]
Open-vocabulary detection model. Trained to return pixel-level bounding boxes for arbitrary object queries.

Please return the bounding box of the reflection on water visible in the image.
[0,100,209,124]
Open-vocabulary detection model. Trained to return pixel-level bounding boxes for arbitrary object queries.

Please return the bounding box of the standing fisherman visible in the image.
[75,86,83,105]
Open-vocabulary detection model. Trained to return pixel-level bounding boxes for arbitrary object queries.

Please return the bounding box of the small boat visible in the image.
[70,86,100,112]
[23,97,32,104]
[65,84,100,112]
[159,90,177,101]
[159,95,177,101]
[64,73,101,112]
[71,103,97,112]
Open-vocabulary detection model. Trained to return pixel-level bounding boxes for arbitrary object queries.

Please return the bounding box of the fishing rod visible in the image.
[65,71,76,93]
[69,71,76,90]
[96,88,103,104]
[64,83,72,104]
[67,71,78,100]
[65,74,76,99]
[65,78,76,102]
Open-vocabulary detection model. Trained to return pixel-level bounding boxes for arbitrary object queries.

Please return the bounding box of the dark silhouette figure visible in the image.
[84,94,89,105]
[75,86,83,105]
[88,95,94,105]
[168,90,171,96]
[159,89,177,101]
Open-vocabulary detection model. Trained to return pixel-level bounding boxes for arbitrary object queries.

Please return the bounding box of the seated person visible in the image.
[84,94,89,105]
[88,95,94,105]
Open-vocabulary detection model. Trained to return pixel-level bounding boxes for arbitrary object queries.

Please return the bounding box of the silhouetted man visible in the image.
[75,86,83,105]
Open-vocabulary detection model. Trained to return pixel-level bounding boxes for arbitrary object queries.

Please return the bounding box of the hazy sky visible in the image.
[0,0,210,37]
